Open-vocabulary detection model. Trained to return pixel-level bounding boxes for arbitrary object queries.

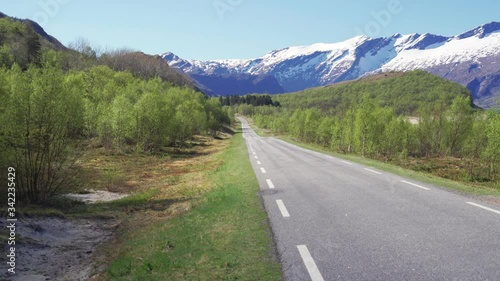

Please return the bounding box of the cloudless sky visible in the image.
[2,0,499,60]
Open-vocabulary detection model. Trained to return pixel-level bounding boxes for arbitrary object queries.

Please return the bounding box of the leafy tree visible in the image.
[134,91,170,151]
[463,115,489,180]
[483,112,500,180]
[174,99,207,144]
[4,65,84,202]
[446,96,473,156]
[111,95,135,147]
[354,97,375,156]
[0,45,14,67]
[316,117,335,147]
[205,98,230,136]
[303,109,322,143]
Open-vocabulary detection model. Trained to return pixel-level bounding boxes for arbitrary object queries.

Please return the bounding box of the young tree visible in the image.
[445,96,473,157]
[4,65,84,202]
[483,112,500,180]
[354,97,375,156]
[463,115,488,180]
[111,95,135,147]
[134,91,170,151]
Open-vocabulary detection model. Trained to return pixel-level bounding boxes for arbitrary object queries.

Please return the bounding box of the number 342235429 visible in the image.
[7,167,15,211]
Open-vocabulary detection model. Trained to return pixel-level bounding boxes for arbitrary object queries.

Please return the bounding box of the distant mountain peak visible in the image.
[456,21,500,39]
[162,52,179,61]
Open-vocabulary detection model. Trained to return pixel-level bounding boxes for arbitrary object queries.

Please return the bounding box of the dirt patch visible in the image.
[478,195,500,207]
[1,217,117,281]
[65,189,128,204]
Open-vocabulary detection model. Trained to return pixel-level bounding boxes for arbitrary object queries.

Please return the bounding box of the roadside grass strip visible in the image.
[105,131,281,280]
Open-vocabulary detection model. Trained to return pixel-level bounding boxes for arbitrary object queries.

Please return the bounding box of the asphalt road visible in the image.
[239,117,500,281]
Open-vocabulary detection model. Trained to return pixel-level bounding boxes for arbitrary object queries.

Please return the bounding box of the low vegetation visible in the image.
[89,128,281,281]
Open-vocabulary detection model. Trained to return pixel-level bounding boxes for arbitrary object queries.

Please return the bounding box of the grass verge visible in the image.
[103,128,282,280]
[278,135,500,197]
[243,118,499,197]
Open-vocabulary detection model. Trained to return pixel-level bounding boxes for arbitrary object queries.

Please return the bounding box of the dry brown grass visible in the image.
[75,135,231,200]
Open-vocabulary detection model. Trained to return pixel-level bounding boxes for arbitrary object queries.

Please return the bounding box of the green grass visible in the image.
[104,129,282,281]
[277,135,500,197]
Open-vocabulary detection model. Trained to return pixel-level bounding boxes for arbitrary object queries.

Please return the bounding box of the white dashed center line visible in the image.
[260,168,267,174]
[257,161,262,165]
[254,156,258,159]
[276,200,290,218]
[401,180,430,191]
[297,245,325,281]
[467,202,500,215]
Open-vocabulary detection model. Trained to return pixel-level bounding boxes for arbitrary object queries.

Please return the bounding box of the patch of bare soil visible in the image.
[478,195,500,207]
[65,189,128,204]
[1,217,117,281]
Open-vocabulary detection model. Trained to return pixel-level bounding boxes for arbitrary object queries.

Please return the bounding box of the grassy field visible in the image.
[80,127,282,280]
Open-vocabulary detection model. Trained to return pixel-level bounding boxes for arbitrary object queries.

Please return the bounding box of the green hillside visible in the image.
[274,71,473,115]
[0,13,195,89]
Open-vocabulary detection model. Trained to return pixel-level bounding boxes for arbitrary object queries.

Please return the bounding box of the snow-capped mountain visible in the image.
[163,22,500,108]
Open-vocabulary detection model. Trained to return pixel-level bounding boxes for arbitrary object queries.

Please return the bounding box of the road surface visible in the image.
[239,117,500,281]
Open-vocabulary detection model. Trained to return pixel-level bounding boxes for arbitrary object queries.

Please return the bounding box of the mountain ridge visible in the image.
[163,22,500,108]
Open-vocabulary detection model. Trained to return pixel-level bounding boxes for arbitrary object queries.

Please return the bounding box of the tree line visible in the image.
[242,92,499,185]
[219,94,281,107]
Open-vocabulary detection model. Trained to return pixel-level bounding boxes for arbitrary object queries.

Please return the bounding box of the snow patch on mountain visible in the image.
[382,31,500,72]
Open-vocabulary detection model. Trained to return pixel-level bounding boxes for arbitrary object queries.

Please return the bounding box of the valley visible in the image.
[0,7,499,281]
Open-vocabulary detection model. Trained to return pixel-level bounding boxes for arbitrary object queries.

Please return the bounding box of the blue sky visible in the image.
[2,0,499,60]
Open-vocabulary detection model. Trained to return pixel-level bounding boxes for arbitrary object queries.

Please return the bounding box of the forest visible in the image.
[0,17,231,203]
[238,71,500,188]
[219,94,281,107]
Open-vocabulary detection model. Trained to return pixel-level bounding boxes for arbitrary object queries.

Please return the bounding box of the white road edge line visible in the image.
[276,200,290,218]
[365,168,382,175]
[401,180,431,191]
[260,168,267,174]
[467,202,500,215]
[342,161,353,165]
[266,179,275,189]
[297,245,325,281]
